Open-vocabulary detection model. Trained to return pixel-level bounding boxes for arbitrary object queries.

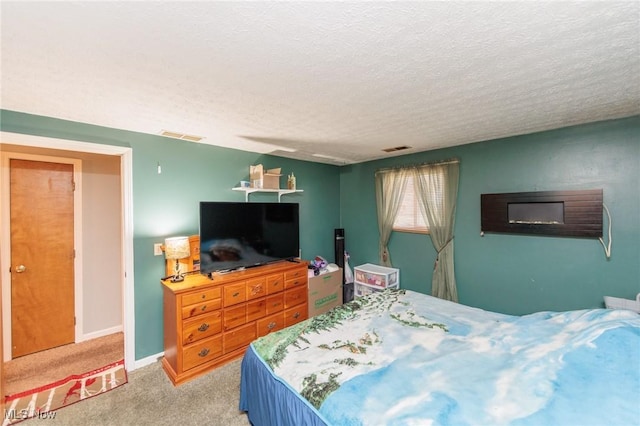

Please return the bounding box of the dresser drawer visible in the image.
[224,323,256,354]
[182,335,223,371]
[284,303,308,327]
[247,277,266,300]
[182,287,221,307]
[181,298,221,320]
[224,304,247,330]
[257,312,285,337]
[284,275,307,290]
[224,282,247,307]
[182,312,222,345]
[266,273,284,294]
[284,267,307,281]
[265,293,284,315]
[284,286,307,309]
[247,298,267,322]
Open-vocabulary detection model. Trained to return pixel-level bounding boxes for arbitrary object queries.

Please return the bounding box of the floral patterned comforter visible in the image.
[251,289,640,425]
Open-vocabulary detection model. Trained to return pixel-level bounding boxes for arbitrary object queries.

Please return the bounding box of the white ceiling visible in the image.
[1,1,639,165]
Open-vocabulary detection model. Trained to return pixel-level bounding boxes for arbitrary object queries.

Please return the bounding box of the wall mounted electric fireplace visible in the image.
[481,189,603,238]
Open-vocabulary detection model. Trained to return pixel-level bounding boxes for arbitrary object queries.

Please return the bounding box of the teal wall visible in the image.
[3,109,638,357]
[1,110,341,360]
[340,116,640,315]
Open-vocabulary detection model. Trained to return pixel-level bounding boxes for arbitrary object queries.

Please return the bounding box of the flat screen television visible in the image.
[199,201,300,275]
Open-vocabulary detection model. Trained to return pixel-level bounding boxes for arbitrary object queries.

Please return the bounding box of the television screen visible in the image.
[199,201,300,274]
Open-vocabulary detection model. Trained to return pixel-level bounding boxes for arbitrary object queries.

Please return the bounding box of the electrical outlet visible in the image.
[154,243,163,256]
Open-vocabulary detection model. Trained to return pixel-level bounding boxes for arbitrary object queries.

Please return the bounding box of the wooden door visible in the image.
[10,159,75,358]
[1,260,4,412]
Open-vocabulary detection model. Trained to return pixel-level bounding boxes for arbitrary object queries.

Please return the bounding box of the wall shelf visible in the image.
[232,187,303,202]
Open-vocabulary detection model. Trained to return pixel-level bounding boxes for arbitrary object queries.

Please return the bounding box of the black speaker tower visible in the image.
[335,228,353,303]
[334,228,345,269]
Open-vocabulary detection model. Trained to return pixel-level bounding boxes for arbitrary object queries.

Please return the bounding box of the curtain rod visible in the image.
[375,157,459,174]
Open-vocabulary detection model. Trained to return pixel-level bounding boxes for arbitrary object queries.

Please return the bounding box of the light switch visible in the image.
[154,243,164,256]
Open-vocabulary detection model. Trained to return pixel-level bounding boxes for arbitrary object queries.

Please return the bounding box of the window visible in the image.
[375,159,460,300]
[392,175,429,233]
[391,166,445,234]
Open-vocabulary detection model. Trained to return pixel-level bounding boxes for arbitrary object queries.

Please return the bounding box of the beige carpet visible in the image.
[31,359,250,426]
[4,332,124,396]
[5,334,250,426]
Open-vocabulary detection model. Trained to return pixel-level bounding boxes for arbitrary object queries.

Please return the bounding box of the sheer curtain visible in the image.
[412,160,460,302]
[374,168,409,266]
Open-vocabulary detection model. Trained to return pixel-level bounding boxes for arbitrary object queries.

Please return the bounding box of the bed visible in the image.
[240,288,640,425]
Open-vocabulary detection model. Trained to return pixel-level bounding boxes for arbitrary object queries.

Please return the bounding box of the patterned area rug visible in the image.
[3,359,127,425]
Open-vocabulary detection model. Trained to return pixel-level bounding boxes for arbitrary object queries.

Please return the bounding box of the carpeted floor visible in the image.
[5,333,124,396]
[27,358,250,426]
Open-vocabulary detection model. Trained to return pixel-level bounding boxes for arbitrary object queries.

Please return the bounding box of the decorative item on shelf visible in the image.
[250,164,281,189]
[287,172,296,190]
[164,236,191,282]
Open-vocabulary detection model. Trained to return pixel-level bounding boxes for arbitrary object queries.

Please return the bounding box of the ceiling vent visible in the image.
[382,145,412,153]
[160,130,204,142]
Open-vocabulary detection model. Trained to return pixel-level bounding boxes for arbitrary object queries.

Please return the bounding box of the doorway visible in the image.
[0,132,135,375]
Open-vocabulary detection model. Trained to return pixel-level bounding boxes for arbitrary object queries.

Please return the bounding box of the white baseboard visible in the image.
[78,325,123,342]
[133,352,164,371]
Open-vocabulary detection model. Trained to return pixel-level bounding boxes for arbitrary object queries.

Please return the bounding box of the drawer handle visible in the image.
[198,323,209,332]
[267,321,276,330]
[201,294,206,299]
[200,305,207,311]
[198,348,210,357]
[251,284,263,295]
[233,292,240,298]
[293,312,300,319]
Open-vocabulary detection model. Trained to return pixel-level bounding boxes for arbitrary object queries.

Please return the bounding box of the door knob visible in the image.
[15,265,26,273]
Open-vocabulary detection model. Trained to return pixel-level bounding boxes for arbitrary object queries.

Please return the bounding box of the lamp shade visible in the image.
[164,236,191,260]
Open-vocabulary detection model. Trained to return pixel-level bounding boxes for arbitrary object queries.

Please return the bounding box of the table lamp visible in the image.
[164,236,191,282]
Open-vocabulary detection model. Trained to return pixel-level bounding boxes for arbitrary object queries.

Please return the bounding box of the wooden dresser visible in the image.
[161,260,308,385]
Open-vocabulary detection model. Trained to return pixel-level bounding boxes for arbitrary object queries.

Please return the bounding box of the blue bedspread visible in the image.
[242,289,640,425]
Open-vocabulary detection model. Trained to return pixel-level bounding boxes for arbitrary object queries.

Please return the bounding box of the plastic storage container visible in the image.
[354,263,400,289]
[354,282,399,298]
[603,294,640,313]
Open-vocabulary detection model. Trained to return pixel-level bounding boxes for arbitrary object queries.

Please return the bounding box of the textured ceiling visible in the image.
[1,1,639,165]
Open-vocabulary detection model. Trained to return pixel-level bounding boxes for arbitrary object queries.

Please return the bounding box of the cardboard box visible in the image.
[250,164,282,189]
[308,268,343,317]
